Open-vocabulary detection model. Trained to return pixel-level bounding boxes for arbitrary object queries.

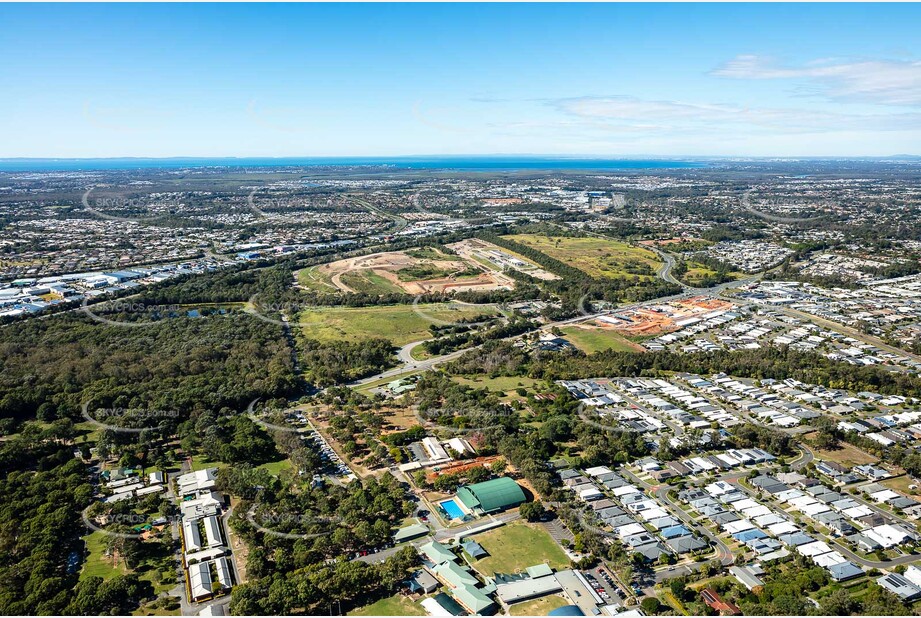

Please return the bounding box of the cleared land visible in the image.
[295,265,339,292]
[882,475,921,502]
[309,249,511,295]
[559,325,646,354]
[451,238,559,281]
[347,594,425,616]
[472,521,570,576]
[594,296,734,337]
[453,375,542,404]
[806,436,879,467]
[509,595,569,616]
[504,234,661,279]
[453,375,541,392]
[339,270,405,295]
[298,303,500,347]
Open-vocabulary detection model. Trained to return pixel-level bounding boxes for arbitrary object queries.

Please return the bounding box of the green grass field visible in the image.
[257,458,293,476]
[347,594,426,616]
[453,375,541,392]
[81,531,175,596]
[679,262,742,286]
[295,265,339,292]
[504,234,662,279]
[298,303,500,347]
[189,453,227,472]
[559,325,644,354]
[472,521,570,576]
[339,270,406,295]
[81,531,127,581]
[509,595,569,616]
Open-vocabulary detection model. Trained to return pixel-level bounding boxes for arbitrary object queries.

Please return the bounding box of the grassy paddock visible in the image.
[559,325,645,353]
[453,375,541,392]
[806,435,879,467]
[298,303,499,347]
[295,265,338,292]
[504,234,662,279]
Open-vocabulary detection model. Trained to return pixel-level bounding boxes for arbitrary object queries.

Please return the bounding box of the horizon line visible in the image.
[2,154,920,161]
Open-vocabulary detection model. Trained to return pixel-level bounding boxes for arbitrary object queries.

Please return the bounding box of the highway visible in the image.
[739,189,826,225]
[645,243,686,288]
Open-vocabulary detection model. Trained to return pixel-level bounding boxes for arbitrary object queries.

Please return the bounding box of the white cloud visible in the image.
[712,55,921,106]
[554,95,921,134]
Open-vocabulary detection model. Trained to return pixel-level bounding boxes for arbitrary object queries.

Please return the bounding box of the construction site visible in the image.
[592,296,736,337]
[315,248,513,294]
[450,238,560,281]
[424,455,505,482]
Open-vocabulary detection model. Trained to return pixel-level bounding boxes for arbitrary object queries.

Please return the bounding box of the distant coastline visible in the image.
[0,156,706,172]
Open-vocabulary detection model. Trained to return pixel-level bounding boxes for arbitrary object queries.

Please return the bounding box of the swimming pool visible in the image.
[439,499,465,520]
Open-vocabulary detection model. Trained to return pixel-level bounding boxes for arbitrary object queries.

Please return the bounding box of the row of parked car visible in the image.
[302,429,351,476]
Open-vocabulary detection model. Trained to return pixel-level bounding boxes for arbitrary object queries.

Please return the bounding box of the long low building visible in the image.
[203,516,223,548]
[183,520,203,552]
[177,468,218,497]
[213,556,233,589]
[188,562,212,601]
[496,575,562,604]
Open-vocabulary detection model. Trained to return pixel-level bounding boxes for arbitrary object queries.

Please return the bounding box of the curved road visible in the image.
[740,189,826,225]
[790,443,816,471]
[618,468,734,572]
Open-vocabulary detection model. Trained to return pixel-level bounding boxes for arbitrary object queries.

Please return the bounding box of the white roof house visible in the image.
[177,468,218,497]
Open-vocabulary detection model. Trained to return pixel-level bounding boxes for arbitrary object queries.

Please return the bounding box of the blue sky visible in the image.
[1,3,919,157]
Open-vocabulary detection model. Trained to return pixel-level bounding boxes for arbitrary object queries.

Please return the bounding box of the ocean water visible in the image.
[0,156,705,172]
